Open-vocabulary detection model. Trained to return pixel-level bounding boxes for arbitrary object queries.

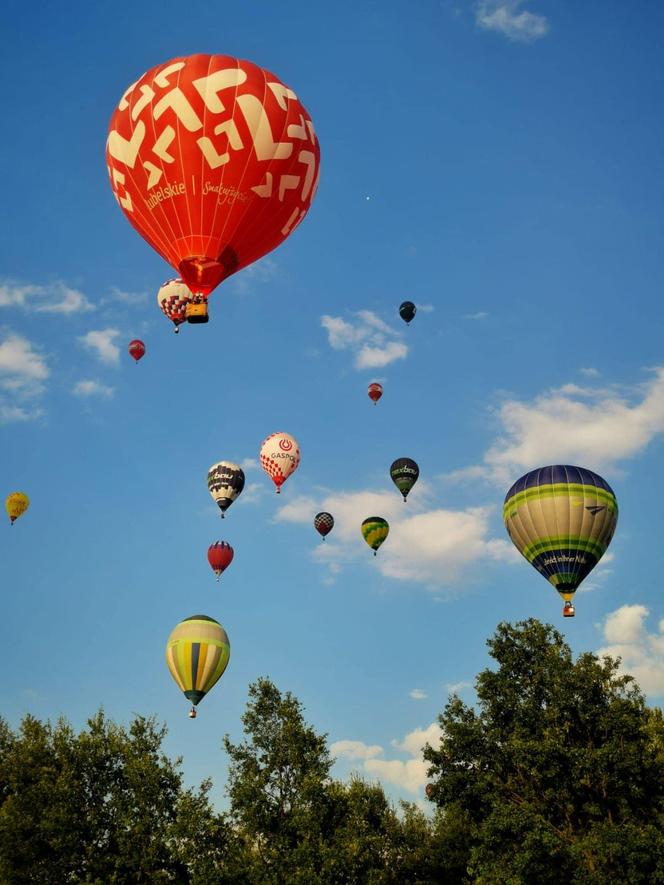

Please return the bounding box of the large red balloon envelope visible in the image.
[128,339,146,362]
[207,541,234,581]
[107,54,320,305]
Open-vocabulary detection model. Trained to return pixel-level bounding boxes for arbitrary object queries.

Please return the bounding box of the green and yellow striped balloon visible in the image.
[504,465,618,610]
[361,516,389,556]
[166,615,230,711]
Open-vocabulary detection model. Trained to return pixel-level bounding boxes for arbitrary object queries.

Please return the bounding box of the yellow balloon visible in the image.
[6,492,29,525]
[166,615,230,713]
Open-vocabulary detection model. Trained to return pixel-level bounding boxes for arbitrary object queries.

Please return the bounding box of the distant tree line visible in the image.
[1,620,663,883]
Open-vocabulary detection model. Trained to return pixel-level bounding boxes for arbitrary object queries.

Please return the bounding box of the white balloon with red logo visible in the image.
[259,432,300,493]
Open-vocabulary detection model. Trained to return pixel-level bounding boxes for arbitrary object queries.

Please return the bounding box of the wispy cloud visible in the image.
[102,286,148,305]
[0,279,94,314]
[332,722,443,795]
[321,310,408,370]
[580,367,601,378]
[78,328,121,365]
[597,605,664,697]
[463,311,488,320]
[475,0,549,42]
[227,257,279,295]
[410,689,427,700]
[276,486,516,588]
[72,380,114,398]
[0,331,49,423]
[444,369,664,487]
[445,680,472,695]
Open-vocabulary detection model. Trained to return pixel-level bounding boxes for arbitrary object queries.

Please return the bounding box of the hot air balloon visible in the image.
[503,465,618,618]
[361,517,389,556]
[425,783,435,800]
[207,541,234,580]
[390,458,419,502]
[207,462,245,517]
[314,511,334,540]
[399,301,416,325]
[5,492,29,525]
[260,432,300,493]
[107,54,320,325]
[157,279,191,333]
[368,382,383,404]
[165,615,230,717]
[128,339,145,362]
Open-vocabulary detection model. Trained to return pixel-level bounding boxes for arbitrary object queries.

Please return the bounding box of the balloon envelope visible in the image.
[165,615,230,707]
[260,432,300,492]
[157,279,190,330]
[107,54,320,298]
[207,541,234,578]
[399,301,416,324]
[390,458,419,501]
[5,492,29,524]
[208,462,245,516]
[368,382,383,404]
[128,339,145,362]
[504,465,618,603]
[314,511,334,539]
[361,516,389,554]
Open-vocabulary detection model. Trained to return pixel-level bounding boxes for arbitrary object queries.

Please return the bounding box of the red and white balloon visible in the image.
[107,54,320,300]
[260,432,300,493]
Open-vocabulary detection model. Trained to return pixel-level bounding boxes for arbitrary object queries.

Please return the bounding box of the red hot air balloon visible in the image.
[107,54,320,323]
[368,382,383,404]
[207,541,234,581]
[128,339,146,362]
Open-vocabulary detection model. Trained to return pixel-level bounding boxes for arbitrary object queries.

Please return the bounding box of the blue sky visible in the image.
[2,0,664,807]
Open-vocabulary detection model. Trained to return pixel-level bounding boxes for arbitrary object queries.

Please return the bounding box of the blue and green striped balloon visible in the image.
[504,465,618,610]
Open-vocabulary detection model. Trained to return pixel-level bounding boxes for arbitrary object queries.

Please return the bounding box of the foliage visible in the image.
[424,619,664,883]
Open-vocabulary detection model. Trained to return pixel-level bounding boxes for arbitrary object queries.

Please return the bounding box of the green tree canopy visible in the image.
[424,619,664,884]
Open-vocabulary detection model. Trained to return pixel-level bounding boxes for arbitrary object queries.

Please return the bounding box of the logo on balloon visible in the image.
[279,439,293,452]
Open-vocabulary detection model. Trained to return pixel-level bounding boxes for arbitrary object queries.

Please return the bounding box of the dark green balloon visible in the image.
[399,301,416,324]
[390,458,419,501]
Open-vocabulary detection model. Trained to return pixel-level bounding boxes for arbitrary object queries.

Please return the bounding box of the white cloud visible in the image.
[240,458,259,472]
[78,329,121,364]
[0,333,49,393]
[580,367,601,378]
[445,369,664,487]
[597,605,664,697]
[356,341,408,369]
[277,487,516,588]
[333,722,443,796]
[331,740,382,761]
[463,311,488,320]
[476,0,549,42]
[72,380,114,398]
[0,403,43,423]
[410,689,427,700]
[228,257,279,294]
[321,310,408,370]
[418,304,435,313]
[446,680,472,694]
[0,280,93,314]
[103,286,148,305]
[238,482,265,506]
[36,285,93,314]
[0,332,49,423]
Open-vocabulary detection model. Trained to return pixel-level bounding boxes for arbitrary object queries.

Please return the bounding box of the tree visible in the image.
[424,619,664,883]
[0,710,227,883]
[223,677,335,883]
